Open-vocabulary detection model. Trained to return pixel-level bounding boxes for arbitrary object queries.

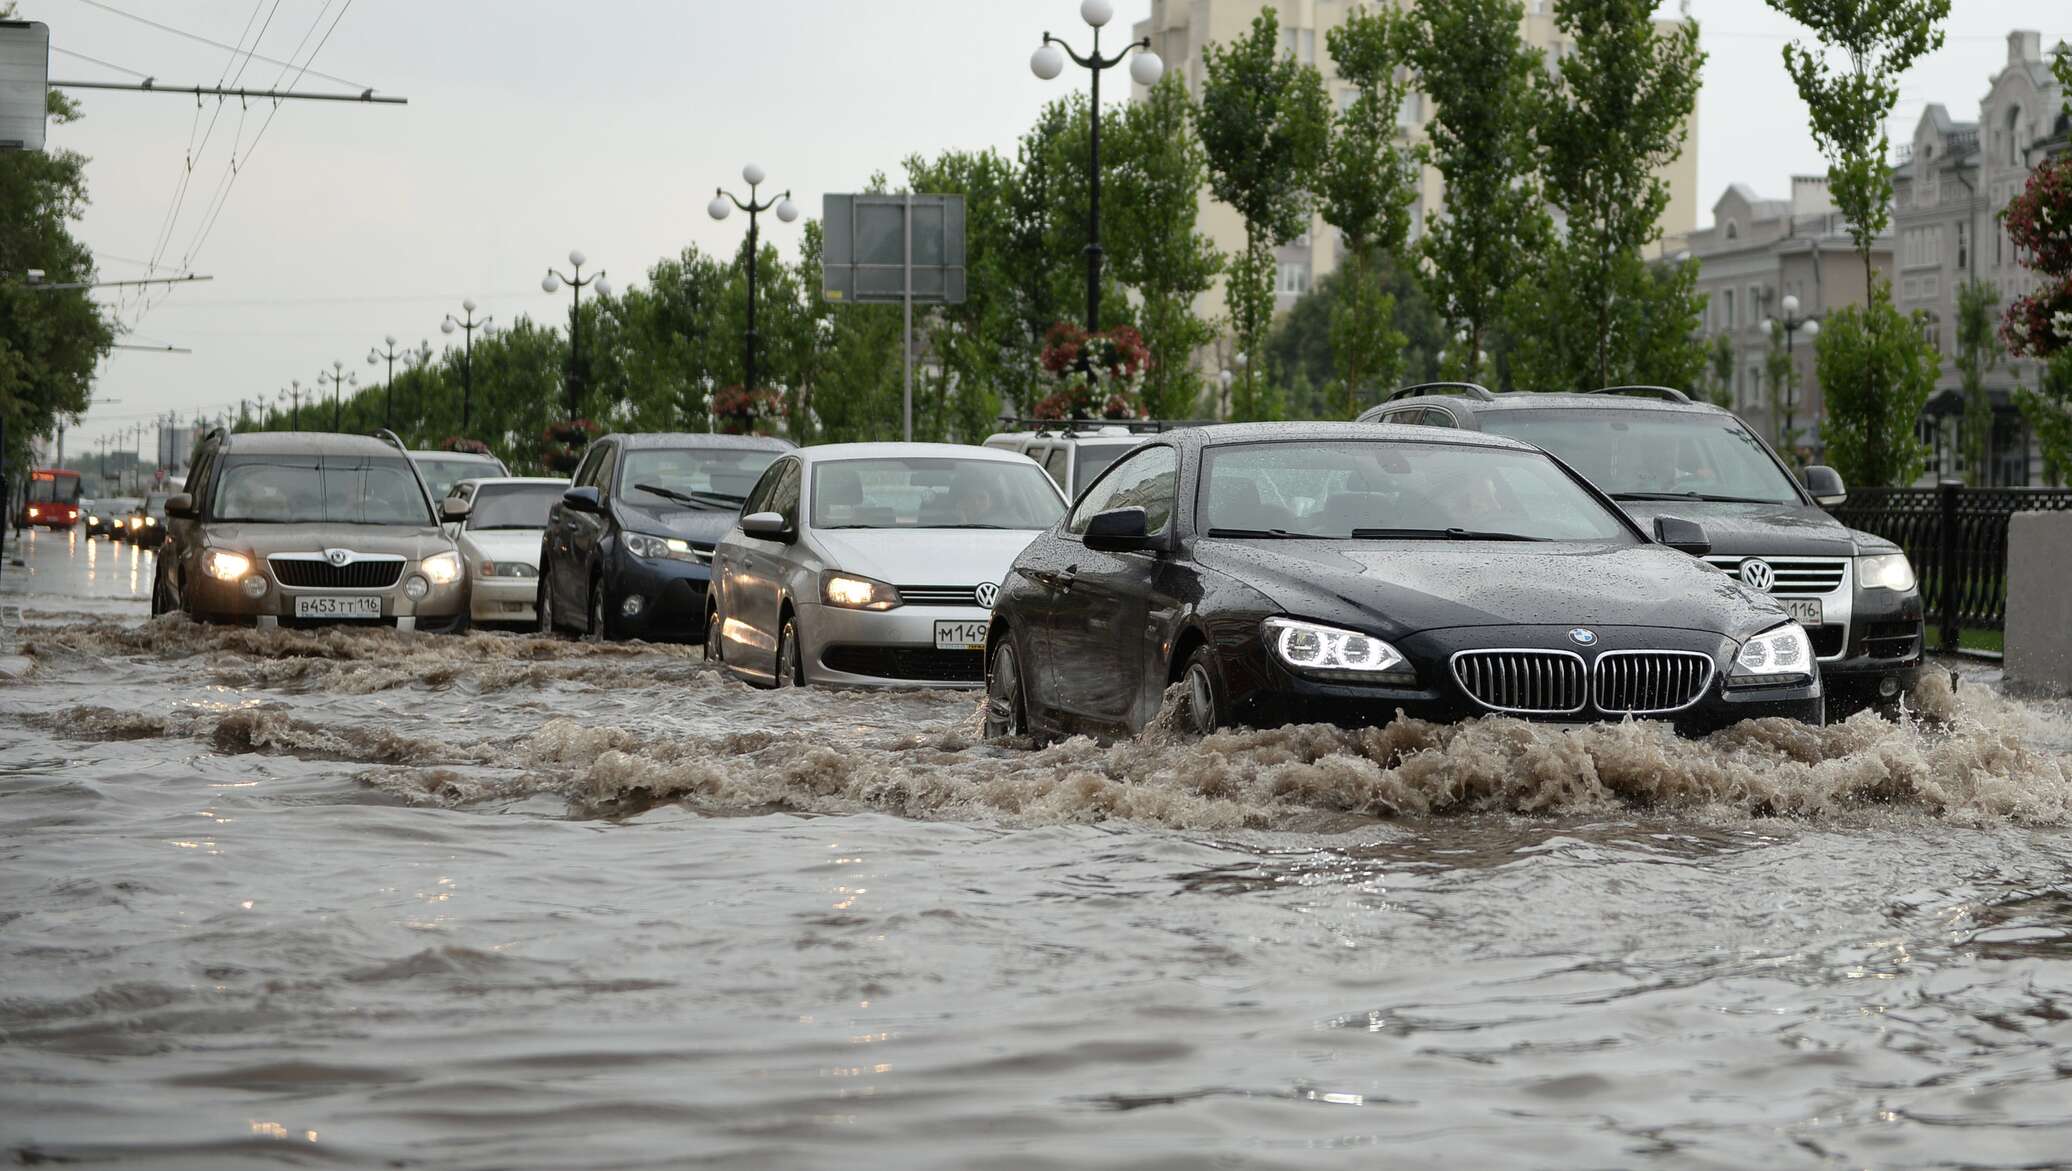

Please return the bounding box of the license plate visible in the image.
[1781,599,1823,626]
[933,620,989,651]
[293,595,384,619]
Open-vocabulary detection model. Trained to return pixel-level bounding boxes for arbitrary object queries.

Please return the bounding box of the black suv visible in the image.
[538,432,792,641]
[1357,384,1923,713]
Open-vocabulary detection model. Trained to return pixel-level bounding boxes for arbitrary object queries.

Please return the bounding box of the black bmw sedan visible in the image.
[983,423,1824,742]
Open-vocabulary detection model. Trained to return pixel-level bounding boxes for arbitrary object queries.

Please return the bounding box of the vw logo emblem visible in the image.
[1568,627,1598,647]
[1739,558,1776,592]
[324,548,352,567]
[974,581,1000,609]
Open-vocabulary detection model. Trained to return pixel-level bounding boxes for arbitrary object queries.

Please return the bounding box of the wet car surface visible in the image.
[4,530,2072,1169]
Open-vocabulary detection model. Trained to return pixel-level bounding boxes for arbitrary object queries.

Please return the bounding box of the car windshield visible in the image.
[1475,409,1802,504]
[211,456,434,525]
[1200,439,1635,542]
[619,448,780,508]
[414,457,502,500]
[28,475,80,504]
[811,457,1065,530]
[467,483,564,530]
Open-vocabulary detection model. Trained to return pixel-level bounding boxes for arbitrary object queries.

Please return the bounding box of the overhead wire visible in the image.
[49,46,150,78]
[62,0,373,90]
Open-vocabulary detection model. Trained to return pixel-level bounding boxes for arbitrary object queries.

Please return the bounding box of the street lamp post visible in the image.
[283,381,305,431]
[441,301,493,434]
[319,361,357,431]
[1031,0,1164,339]
[1760,294,1820,458]
[707,167,797,407]
[367,336,403,430]
[541,256,610,423]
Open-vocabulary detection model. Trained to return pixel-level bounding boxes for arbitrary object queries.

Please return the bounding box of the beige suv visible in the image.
[152,429,473,632]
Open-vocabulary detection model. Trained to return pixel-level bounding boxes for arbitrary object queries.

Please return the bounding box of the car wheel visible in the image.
[586,579,612,642]
[703,604,724,664]
[1180,645,1228,737]
[984,639,1030,738]
[536,570,559,635]
[775,616,805,687]
[150,566,173,616]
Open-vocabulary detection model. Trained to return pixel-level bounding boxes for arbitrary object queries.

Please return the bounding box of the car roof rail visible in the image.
[1001,417,1205,436]
[1384,381,1497,403]
[1585,385,1694,404]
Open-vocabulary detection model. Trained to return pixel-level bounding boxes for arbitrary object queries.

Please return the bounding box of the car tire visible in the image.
[703,604,724,664]
[150,566,174,617]
[536,569,559,636]
[1179,645,1228,737]
[984,638,1031,739]
[586,579,612,642]
[776,616,805,687]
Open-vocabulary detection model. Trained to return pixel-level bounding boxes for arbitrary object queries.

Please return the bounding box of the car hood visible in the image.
[812,528,1044,586]
[1192,538,1783,640]
[1611,500,1861,557]
[615,501,739,545]
[460,528,545,563]
[204,523,456,559]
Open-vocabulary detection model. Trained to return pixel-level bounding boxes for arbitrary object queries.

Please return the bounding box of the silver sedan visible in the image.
[707,442,1068,688]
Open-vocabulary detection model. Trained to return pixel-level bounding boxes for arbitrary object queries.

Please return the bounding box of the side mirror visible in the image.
[1801,465,1847,507]
[439,497,473,522]
[1653,515,1711,557]
[740,510,794,542]
[1084,506,1152,552]
[561,486,602,514]
[165,493,195,519]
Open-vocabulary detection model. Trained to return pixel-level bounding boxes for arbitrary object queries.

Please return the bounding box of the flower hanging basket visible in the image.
[712,385,784,436]
[1035,323,1150,420]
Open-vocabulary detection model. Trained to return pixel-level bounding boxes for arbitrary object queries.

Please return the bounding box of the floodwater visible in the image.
[5,525,2072,1169]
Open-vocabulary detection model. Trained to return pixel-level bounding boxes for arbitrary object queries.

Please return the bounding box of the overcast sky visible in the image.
[24,0,2071,456]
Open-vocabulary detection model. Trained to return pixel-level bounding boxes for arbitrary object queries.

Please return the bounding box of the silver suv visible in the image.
[152,428,472,632]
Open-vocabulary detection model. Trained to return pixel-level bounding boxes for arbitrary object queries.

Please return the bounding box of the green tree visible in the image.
[1953,278,1999,482]
[1199,7,1331,420]
[1509,0,1705,390]
[1266,259,1447,395]
[1109,75,1223,421]
[1318,3,1421,416]
[905,148,1025,440]
[1704,332,1735,407]
[1763,319,1798,449]
[1813,281,1937,485]
[1409,0,1551,384]
[1767,0,1949,295]
[1,84,116,520]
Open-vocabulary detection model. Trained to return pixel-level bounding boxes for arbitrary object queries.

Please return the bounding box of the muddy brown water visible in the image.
[4,532,2072,1168]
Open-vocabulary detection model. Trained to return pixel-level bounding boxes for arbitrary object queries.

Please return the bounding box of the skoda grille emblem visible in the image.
[1739,558,1776,593]
[1568,627,1598,647]
[324,548,351,567]
[974,581,1000,609]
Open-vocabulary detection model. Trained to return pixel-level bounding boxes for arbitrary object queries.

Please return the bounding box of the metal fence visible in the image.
[1828,483,2072,654]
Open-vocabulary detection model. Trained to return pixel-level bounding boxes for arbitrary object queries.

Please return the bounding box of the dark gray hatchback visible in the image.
[1357,384,1923,713]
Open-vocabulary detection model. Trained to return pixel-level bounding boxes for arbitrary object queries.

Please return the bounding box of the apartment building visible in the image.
[1686,176,1892,461]
[1890,30,2067,486]
[1130,0,1700,327]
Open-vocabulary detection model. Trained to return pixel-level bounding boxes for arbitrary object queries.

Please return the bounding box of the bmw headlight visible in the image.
[202,549,252,581]
[1857,552,1916,592]
[1263,617,1414,683]
[420,550,463,585]
[822,571,901,611]
[622,532,708,563]
[1731,622,1814,685]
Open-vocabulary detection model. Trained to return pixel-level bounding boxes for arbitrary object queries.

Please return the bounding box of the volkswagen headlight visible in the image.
[1731,622,1813,685]
[822,571,901,611]
[622,532,707,563]
[420,550,463,585]
[1857,552,1916,592]
[202,549,252,581]
[1263,617,1414,683]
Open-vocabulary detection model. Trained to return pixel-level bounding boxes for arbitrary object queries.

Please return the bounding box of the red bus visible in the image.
[22,468,83,529]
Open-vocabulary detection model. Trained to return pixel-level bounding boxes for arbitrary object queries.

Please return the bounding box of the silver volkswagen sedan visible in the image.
[707,443,1068,687]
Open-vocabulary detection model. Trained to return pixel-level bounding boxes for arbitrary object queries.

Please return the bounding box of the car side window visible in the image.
[1066,446,1178,537]
[593,446,619,500]
[741,460,785,516]
[1422,408,1458,428]
[571,445,605,490]
[771,460,803,529]
[1042,445,1072,487]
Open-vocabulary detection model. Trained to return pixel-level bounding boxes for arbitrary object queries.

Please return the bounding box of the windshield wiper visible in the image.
[1610,491,1781,504]
[1205,527,1308,539]
[1350,527,1548,542]
[916,523,1016,529]
[631,483,733,510]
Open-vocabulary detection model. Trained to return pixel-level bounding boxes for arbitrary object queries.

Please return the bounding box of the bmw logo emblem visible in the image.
[1567,627,1598,647]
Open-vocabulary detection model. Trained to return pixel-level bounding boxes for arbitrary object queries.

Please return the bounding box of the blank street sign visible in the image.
[0,21,50,152]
